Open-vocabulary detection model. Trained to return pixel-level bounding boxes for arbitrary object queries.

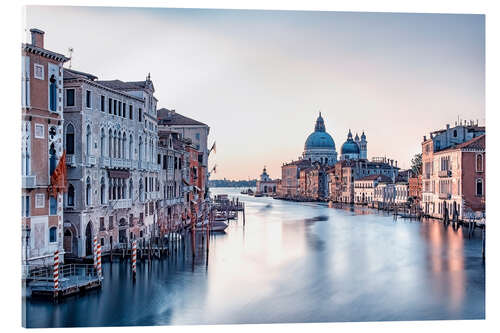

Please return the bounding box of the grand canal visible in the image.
[24,187,485,327]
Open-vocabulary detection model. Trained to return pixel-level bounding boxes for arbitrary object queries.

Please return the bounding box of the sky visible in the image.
[24,6,485,180]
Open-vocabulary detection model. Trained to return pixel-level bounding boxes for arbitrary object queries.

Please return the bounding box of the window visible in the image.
[100,128,105,157]
[34,64,44,80]
[35,193,45,208]
[86,90,91,108]
[49,196,57,215]
[129,105,133,120]
[99,217,105,231]
[86,177,92,206]
[86,125,92,157]
[66,89,75,106]
[66,124,75,154]
[67,184,75,206]
[453,129,457,137]
[49,75,57,111]
[138,108,143,122]
[100,177,106,205]
[118,101,122,117]
[34,124,44,138]
[476,154,484,172]
[100,95,105,112]
[22,196,30,217]
[476,178,483,197]
[108,216,113,230]
[108,98,112,114]
[113,100,117,115]
[49,227,57,243]
[129,135,133,160]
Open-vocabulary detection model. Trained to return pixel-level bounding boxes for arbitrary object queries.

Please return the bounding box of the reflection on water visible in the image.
[24,188,485,327]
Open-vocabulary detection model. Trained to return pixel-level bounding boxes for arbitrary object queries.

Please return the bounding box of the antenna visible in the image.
[68,47,74,69]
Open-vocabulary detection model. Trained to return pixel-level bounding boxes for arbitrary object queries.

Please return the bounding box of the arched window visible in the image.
[117,131,121,158]
[100,128,105,157]
[113,130,117,158]
[476,178,483,197]
[129,179,133,200]
[139,178,144,202]
[129,134,133,160]
[49,143,57,175]
[138,137,143,162]
[122,179,127,199]
[66,124,75,154]
[86,177,92,206]
[49,226,57,243]
[117,179,122,200]
[86,125,92,157]
[100,177,106,204]
[122,132,127,159]
[108,129,113,157]
[112,178,117,200]
[49,75,57,111]
[67,184,75,206]
[476,154,483,172]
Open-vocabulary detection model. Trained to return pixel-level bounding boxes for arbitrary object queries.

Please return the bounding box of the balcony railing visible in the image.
[22,175,36,189]
[100,157,110,168]
[87,155,97,166]
[438,170,451,178]
[438,193,451,200]
[110,199,132,209]
[66,154,76,167]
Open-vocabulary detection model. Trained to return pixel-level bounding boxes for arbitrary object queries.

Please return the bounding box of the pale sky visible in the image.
[25,6,485,180]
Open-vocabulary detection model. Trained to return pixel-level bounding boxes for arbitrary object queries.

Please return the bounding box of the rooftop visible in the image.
[356,174,393,182]
[157,108,208,127]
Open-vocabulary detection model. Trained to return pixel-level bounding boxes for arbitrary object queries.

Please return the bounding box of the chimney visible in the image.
[395,160,398,168]
[30,28,45,48]
[423,135,427,141]
[446,124,450,130]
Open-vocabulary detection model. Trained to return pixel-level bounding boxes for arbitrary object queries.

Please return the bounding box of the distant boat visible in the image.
[210,221,228,232]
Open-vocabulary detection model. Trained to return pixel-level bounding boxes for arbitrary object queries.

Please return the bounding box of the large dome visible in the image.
[305,131,336,150]
[304,112,336,150]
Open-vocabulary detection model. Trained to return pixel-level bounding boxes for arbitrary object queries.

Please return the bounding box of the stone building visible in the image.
[299,163,328,200]
[394,180,410,205]
[62,68,160,257]
[279,159,312,198]
[421,122,485,219]
[255,166,279,195]
[22,29,70,265]
[408,175,422,205]
[354,174,392,205]
[423,134,485,220]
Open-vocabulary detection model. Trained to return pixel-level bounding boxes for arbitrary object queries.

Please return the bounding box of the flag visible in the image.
[209,141,216,154]
[48,150,68,198]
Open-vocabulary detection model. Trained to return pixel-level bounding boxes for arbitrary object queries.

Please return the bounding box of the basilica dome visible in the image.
[302,112,338,165]
[304,113,336,150]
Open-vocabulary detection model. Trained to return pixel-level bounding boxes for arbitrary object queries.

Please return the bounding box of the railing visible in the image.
[100,156,110,168]
[110,199,132,209]
[87,155,97,166]
[22,175,36,189]
[26,264,98,287]
[438,170,451,178]
[66,154,76,167]
[439,192,451,200]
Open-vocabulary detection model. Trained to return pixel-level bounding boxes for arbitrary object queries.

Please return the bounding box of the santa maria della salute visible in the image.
[302,112,367,165]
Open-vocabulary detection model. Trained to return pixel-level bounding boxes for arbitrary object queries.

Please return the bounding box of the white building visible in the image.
[354,174,392,205]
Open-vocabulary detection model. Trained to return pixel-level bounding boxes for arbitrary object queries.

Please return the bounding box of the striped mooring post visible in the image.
[93,236,98,268]
[132,240,137,280]
[53,250,59,297]
[96,242,102,279]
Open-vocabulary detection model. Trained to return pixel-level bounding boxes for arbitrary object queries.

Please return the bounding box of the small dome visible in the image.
[341,130,360,154]
[361,131,366,140]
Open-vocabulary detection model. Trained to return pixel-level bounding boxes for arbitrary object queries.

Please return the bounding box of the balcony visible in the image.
[438,193,451,200]
[100,157,110,168]
[438,170,451,178]
[110,199,132,209]
[66,154,76,167]
[86,155,97,166]
[22,175,36,189]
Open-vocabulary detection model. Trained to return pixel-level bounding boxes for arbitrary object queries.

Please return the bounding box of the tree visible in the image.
[411,153,422,176]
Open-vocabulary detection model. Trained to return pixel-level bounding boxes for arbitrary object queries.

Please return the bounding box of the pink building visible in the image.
[422,134,485,220]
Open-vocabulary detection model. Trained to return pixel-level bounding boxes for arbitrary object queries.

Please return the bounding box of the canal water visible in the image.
[24,187,485,327]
